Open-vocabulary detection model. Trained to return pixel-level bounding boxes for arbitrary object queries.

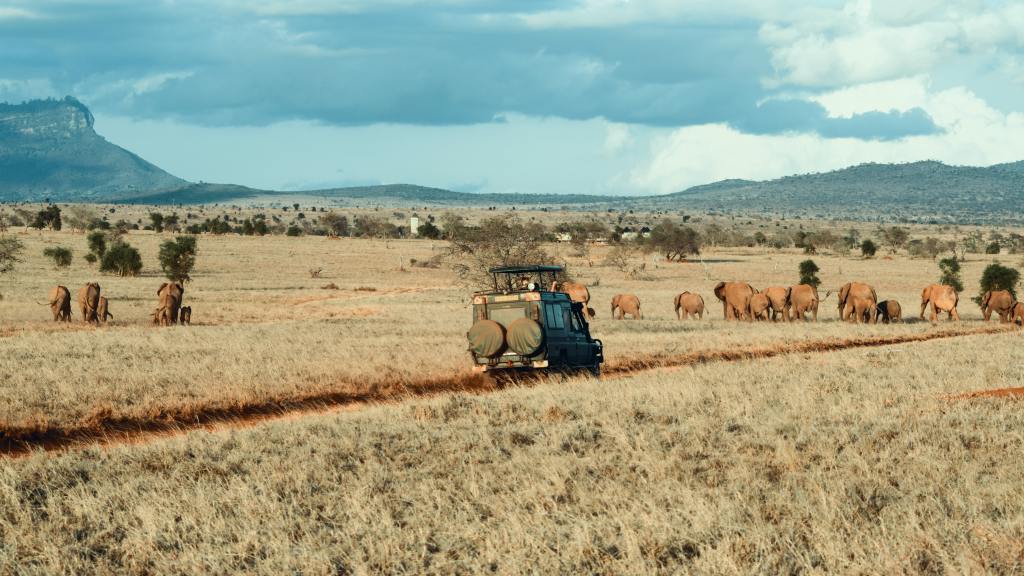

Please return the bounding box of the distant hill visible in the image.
[123,182,623,206]
[0,97,184,201]
[649,160,1024,223]
[3,97,1024,222]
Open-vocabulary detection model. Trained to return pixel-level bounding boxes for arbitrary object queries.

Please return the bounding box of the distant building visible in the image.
[410,216,420,236]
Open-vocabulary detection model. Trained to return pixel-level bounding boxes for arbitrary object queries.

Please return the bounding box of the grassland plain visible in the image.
[0,229,1014,433]
[1,226,1022,573]
[0,334,1021,574]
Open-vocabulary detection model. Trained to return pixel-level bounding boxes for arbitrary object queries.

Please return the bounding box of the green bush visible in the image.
[978,262,1020,300]
[286,225,303,237]
[860,239,877,257]
[43,246,73,269]
[937,257,963,293]
[100,241,143,277]
[985,242,1001,254]
[158,236,198,283]
[84,253,97,265]
[87,230,107,259]
[798,259,821,287]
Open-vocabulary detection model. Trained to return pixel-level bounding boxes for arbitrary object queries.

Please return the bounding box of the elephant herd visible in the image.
[560,280,1024,325]
[45,282,192,326]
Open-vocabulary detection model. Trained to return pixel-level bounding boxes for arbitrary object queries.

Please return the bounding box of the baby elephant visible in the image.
[750,293,772,321]
[96,296,113,324]
[180,306,192,326]
[674,291,704,320]
[1009,302,1024,326]
[611,294,642,320]
[876,300,902,323]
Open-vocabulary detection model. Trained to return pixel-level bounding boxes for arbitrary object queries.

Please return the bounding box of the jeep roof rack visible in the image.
[486,265,565,294]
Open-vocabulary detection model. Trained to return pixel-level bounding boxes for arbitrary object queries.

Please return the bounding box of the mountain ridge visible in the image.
[2,97,1024,222]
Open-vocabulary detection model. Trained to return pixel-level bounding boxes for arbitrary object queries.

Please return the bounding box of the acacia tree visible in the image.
[645,219,701,261]
[879,226,910,254]
[446,216,551,288]
[938,258,964,292]
[798,260,821,287]
[977,263,1020,303]
[159,236,198,282]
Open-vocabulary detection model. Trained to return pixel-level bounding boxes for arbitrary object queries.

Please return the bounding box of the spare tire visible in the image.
[468,320,505,357]
[507,317,543,356]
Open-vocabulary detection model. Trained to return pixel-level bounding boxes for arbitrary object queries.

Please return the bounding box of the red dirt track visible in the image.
[0,324,1015,458]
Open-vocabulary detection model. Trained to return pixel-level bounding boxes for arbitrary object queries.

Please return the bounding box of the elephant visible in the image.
[153,292,176,327]
[980,290,1015,322]
[180,306,192,326]
[750,293,772,321]
[97,296,113,324]
[611,293,642,320]
[1009,302,1024,326]
[157,282,185,324]
[714,282,757,321]
[920,284,960,323]
[47,285,72,322]
[762,286,792,322]
[837,282,878,324]
[673,292,704,320]
[876,300,902,323]
[78,282,101,325]
[787,284,819,321]
[552,281,596,320]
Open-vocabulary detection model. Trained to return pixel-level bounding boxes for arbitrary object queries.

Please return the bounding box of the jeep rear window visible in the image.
[488,305,525,327]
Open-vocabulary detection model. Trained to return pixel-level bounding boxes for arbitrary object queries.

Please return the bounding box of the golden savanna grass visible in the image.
[0,220,1022,573]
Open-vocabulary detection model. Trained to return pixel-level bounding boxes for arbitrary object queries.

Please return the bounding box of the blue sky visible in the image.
[2,0,1023,194]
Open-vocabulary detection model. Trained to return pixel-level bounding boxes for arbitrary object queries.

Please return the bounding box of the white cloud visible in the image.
[761,0,1024,88]
[603,122,633,155]
[630,82,1024,193]
[0,7,39,20]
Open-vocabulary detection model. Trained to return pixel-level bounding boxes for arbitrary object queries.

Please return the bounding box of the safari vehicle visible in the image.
[468,265,603,376]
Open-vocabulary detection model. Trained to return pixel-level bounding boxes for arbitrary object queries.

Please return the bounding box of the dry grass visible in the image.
[0,229,1016,432]
[0,333,1021,573]
[1,225,1022,573]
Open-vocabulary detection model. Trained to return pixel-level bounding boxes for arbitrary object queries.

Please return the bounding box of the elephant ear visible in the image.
[713,282,726,301]
[158,282,168,296]
[177,282,185,295]
[981,291,991,307]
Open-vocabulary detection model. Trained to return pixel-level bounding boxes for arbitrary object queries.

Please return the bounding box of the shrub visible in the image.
[798,259,821,287]
[977,263,1020,302]
[985,242,1001,254]
[43,246,73,269]
[0,236,24,274]
[100,241,143,277]
[417,220,441,240]
[286,225,303,237]
[158,236,198,282]
[84,253,97,265]
[87,230,107,259]
[31,205,62,230]
[860,239,877,258]
[938,257,964,293]
[149,212,164,233]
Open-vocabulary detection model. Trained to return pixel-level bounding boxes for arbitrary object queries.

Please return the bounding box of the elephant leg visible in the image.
[930,303,939,323]
[984,308,992,321]
[950,307,961,321]
[637,309,643,320]
[920,300,928,320]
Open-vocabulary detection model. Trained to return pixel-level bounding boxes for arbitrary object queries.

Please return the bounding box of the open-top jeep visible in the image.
[467,265,603,376]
